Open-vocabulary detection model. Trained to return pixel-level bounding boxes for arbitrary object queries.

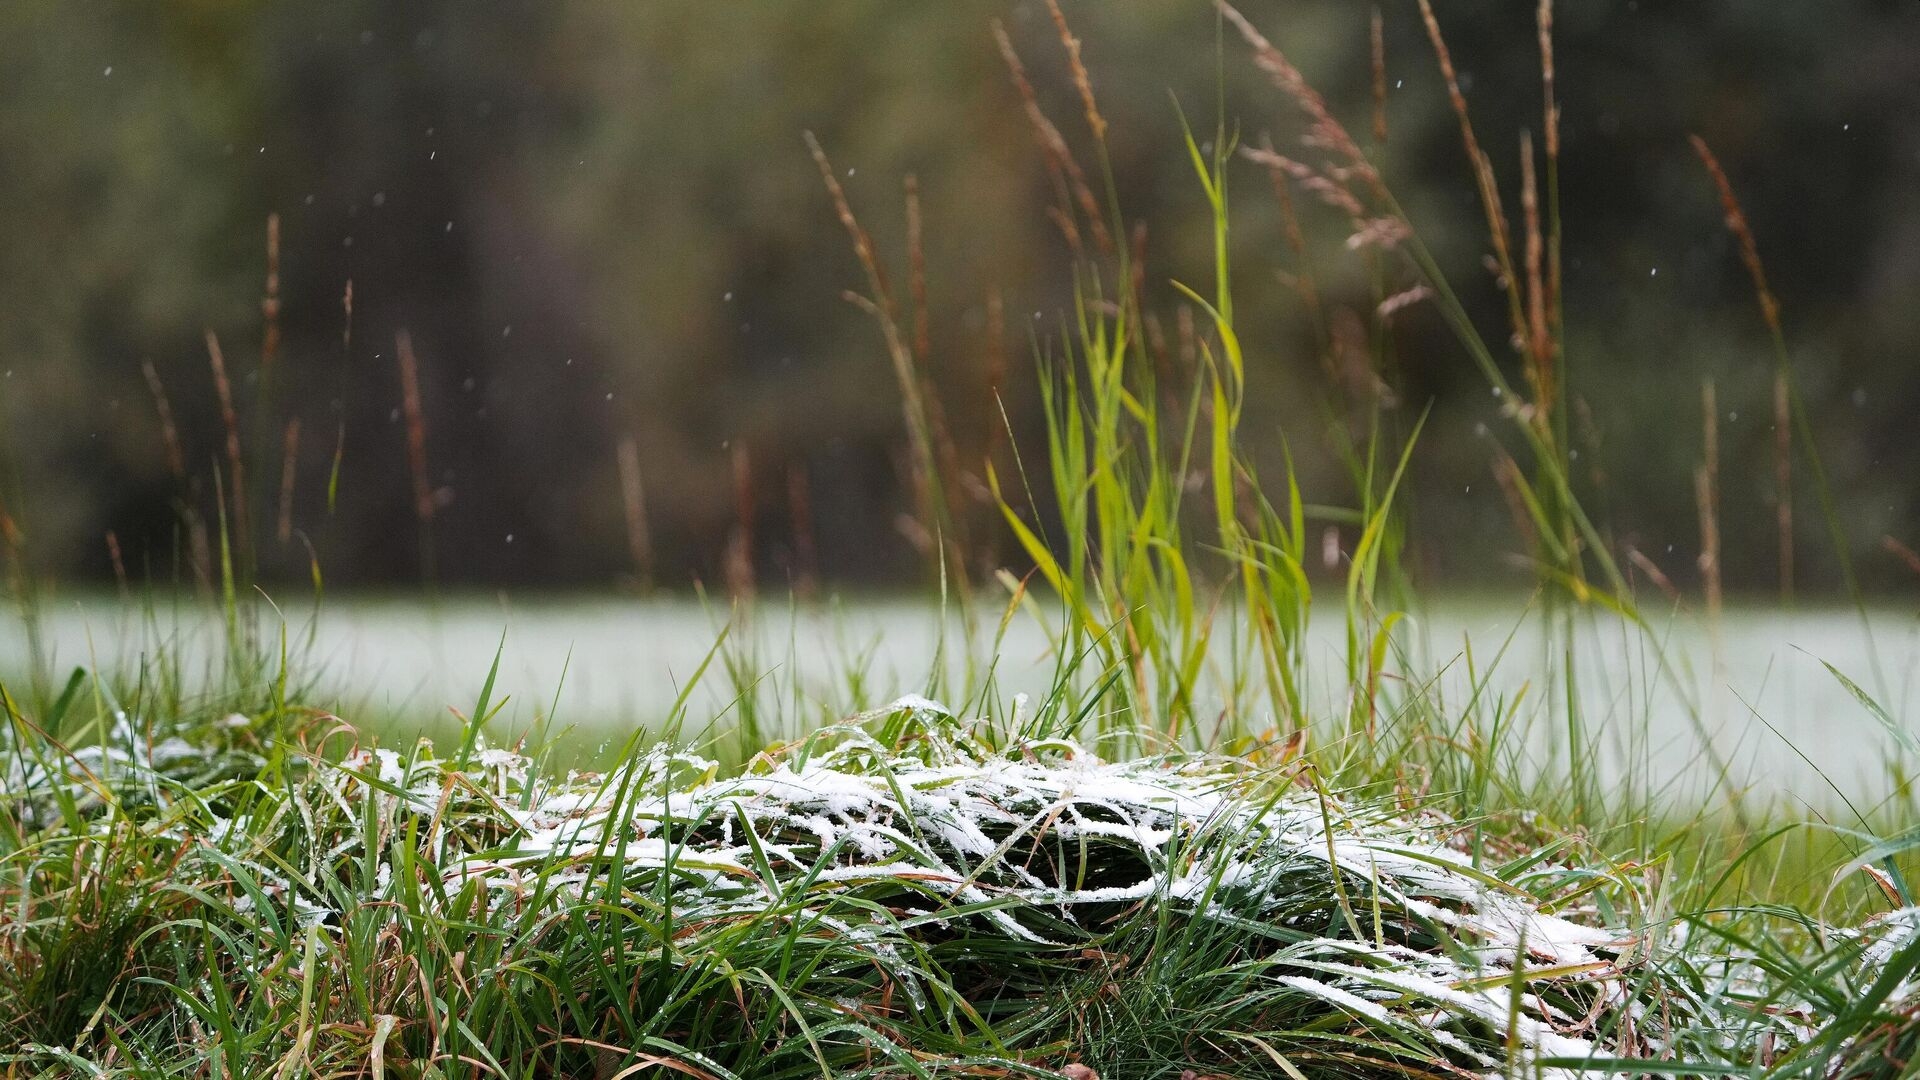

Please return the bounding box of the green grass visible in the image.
[5,1,1920,1076]
[0,600,1916,1078]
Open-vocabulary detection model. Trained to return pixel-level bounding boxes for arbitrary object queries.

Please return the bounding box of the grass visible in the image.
[4,1,1920,1076]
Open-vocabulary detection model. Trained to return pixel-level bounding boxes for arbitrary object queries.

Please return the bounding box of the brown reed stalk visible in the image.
[892,449,936,559]
[1217,2,1387,204]
[989,19,1111,255]
[1490,449,1540,555]
[1882,535,1920,578]
[1330,307,1384,418]
[983,286,1007,415]
[905,176,932,369]
[1538,0,1564,357]
[725,441,756,601]
[1519,132,1553,423]
[806,134,901,347]
[327,421,345,516]
[140,360,187,483]
[394,331,433,525]
[1690,134,1794,602]
[1689,139,1780,336]
[1370,7,1389,144]
[1045,0,1107,146]
[1695,379,1722,625]
[188,516,213,594]
[394,330,436,581]
[262,213,281,370]
[808,132,972,596]
[787,460,819,601]
[1176,304,1198,381]
[616,433,654,592]
[204,331,250,553]
[1625,546,1682,604]
[105,530,129,599]
[342,279,354,356]
[1538,1,1558,161]
[1239,146,1365,226]
[1772,371,1793,599]
[981,287,1008,483]
[276,418,301,546]
[1247,139,1330,354]
[1376,285,1433,321]
[1414,0,1528,352]
[0,495,23,605]
[903,175,967,560]
[1128,219,1149,327]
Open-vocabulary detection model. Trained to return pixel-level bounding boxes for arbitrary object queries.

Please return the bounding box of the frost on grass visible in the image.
[0,696,1865,1075]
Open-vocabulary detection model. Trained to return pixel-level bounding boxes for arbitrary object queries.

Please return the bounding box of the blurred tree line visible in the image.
[2,0,1917,595]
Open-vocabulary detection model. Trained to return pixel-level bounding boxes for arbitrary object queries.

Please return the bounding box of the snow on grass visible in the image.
[0,694,1885,1074]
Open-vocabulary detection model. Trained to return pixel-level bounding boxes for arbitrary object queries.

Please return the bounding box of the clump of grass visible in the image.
[0,689,1873,1077]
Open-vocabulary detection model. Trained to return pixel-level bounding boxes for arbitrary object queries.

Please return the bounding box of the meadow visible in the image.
[3,2,1918,1077]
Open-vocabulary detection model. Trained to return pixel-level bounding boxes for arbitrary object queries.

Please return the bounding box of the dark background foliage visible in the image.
[3,0,1916,593]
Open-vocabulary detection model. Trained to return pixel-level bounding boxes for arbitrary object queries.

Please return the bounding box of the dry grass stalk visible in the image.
[787,461,819,600]
[726,442,756,601]
[1330,307,1389,416]
[276,417,301,546]
[1044,0,1107,145]
[808,133,972,596]
[327,421,345,517]
[1538,0,1559,161]
[1696,379,1726,721]
[1414,0,1527,352]
[1882,535,1920,578]
[0,495,22,601]
[1376,285,1433,320]
[903,179,968,556]
[1695,380,1722,625]
[1370,7,1389,144]
[989,20,1110,256]
[981,286,1008,490]
[261,213,281,370]
[1689,137,1781,336]
[140,360,188,483]
[204,331,250,549]
[1217,3,1386,204]
[1240,147,1363,223]
[1249,143,1331,356]
[806,134,915,434]
[1176,304,1198,381]
[1538,1,1563,345]
[1128,219,1149,327]
[807,134,897,316]
[1490,449,1540,555]
[187,518,213,593]
[1519,132,1554,424]
[1691,134,1793,601]
[905,175,932,368]
[394,330,433,526]
[1773,372,1793,599]
[105,529,129,598]
[1626,546,1682,604]
[616,434,654,592]
[1267,156,1313,257]
[341,279,354,357]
